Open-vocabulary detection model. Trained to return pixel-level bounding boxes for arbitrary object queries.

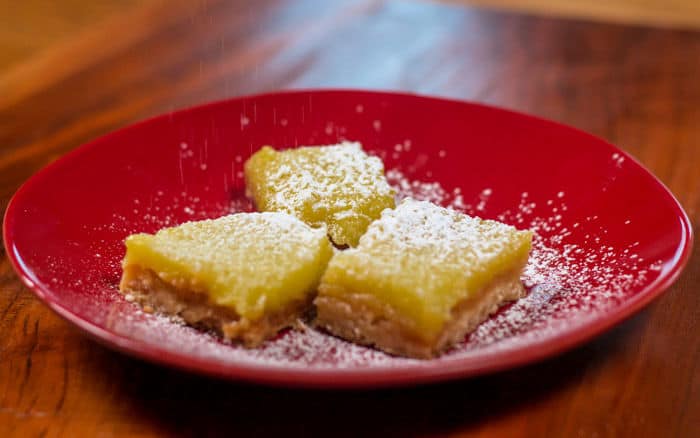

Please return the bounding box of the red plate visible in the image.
[4,90,692,388]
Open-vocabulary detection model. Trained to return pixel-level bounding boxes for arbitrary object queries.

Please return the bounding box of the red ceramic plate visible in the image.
[4,90,692,388]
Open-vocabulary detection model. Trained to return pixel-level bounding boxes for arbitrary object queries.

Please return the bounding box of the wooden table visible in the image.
[1,1,698,436]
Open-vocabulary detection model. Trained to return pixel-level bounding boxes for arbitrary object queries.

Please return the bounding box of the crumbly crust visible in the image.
[120,265,312,347]
[314,263,527,359]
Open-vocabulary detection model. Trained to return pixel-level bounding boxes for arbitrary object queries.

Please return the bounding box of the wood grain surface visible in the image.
[454,0,700,29]
[1,1,698,436]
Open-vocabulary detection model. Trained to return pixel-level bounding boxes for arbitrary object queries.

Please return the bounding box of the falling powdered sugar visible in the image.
[68,141,663,369]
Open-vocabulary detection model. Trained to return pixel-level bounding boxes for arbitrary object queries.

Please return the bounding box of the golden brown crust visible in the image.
[314,262,527,359]
[119,265,312,347]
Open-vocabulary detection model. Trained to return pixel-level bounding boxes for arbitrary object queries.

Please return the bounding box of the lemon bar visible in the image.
[244,142,395,247]
[119,212,333,346]
[315,199,532,358]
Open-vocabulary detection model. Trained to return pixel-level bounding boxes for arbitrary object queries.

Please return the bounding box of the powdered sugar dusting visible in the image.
[383,167,657,353]
[107,306,405,368]
[257,142,393,212]
[46,140,663,371]
[245,142,395,246]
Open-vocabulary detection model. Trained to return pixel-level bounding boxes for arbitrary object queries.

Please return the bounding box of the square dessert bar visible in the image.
[120,212,333,346]
[315,199,533,358]
[244,142,395,247]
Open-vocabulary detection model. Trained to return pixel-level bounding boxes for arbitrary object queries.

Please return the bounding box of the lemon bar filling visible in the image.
[318,199,533,343]
[244,142,395,247]
[120,212,333,328]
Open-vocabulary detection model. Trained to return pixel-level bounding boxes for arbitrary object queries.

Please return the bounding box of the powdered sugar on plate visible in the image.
[51,142,661,370]
[384,168,657,355]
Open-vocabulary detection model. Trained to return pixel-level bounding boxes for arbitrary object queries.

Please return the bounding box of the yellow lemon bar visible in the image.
[315,199,532,358]
[120,212,333,346]
[244,142,395,247]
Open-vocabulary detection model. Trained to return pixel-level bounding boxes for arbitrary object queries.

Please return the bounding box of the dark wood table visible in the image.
[1,1,698,436]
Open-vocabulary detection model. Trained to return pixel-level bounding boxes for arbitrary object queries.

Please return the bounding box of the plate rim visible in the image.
[3,88,694,388]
